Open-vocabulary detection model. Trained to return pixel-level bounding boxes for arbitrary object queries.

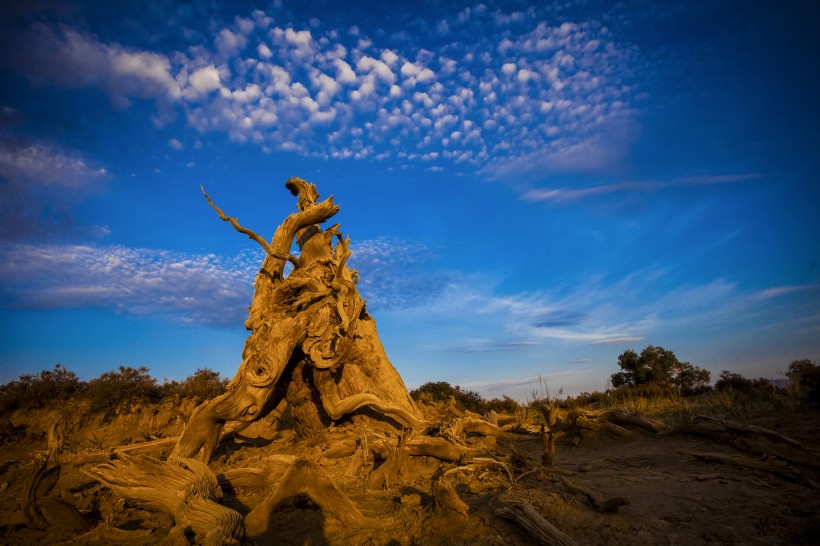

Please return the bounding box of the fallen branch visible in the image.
[660,415,818,468]
[493,497,577,546]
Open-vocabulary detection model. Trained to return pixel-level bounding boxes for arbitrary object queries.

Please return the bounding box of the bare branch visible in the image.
[201,185,290,260]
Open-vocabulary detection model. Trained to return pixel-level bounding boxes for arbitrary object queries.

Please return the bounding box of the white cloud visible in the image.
[185,66,222,99]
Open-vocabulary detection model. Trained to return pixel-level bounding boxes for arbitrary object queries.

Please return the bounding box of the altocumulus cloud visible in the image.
[9,4,638,178]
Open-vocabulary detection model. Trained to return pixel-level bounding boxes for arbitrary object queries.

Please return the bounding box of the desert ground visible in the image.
[1,392,818,545]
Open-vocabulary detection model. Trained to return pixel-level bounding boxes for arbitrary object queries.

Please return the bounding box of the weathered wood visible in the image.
[494,497,577,546]
[432,476,469,516]
[86,455,245,544]
[244,459,367,538]
[405,437,475,462]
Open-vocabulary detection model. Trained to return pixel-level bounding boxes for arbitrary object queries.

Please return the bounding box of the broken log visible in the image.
[493,497,577,546]
[432,476,469,516]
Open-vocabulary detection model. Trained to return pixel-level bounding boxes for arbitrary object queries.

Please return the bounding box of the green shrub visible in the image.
[410,381,486,413]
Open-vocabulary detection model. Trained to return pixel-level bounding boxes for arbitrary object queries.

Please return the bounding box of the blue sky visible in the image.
[0,0,818,400]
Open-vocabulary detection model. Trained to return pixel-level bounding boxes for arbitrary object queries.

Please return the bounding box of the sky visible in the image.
[0,0,818,401]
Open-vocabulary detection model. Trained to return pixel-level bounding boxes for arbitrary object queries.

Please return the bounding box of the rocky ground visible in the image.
[1,397,818,545]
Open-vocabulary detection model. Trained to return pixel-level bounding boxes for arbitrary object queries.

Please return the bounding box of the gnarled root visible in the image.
[314,369,427,430]
[86,455,244,546]
[244,458,366,539]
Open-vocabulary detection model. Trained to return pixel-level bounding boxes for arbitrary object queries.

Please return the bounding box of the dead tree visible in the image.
[173,178,424,461]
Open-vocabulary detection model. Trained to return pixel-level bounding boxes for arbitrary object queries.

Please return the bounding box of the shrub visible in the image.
[410,381,486,413]
[86,365,162,415]
[484,395,522,414]
[177,368,229,400]
[0,364,86,414]
[786,359,820,405]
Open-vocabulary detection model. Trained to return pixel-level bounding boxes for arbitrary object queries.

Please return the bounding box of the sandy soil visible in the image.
[1,401,818,545]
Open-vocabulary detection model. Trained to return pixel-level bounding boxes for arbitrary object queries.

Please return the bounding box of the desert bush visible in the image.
[86,365,162,415]
[786,359,820,405]
[410,381,486,413]
[0,364,86,414]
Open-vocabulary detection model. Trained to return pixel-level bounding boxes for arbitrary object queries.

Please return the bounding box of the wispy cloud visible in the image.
[0,243,260,326]
[524,173,763,203]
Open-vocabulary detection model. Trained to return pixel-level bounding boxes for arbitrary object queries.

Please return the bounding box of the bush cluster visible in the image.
[0,364,230,417]
[410,381,487,413]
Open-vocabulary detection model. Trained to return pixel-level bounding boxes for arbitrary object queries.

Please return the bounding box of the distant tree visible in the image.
[611,346,711,394]
[87,365,162,414]
[0,364,86,413]
[786,359,820,405]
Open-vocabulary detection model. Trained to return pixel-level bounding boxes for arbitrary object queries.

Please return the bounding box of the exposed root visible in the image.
[432,476,469,516]
[244,458,367,539]
[86,455,244,545]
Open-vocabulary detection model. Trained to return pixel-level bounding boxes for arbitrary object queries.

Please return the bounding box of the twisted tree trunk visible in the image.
[173,178,422,461]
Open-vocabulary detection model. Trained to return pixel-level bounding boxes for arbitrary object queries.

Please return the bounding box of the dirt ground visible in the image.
[1,399,818,545]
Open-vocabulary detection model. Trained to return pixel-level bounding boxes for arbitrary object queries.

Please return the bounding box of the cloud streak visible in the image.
[523,173,763,203]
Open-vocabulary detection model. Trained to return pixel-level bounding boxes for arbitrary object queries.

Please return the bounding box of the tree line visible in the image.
[2,346,818,417]
[0,365,228,416]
